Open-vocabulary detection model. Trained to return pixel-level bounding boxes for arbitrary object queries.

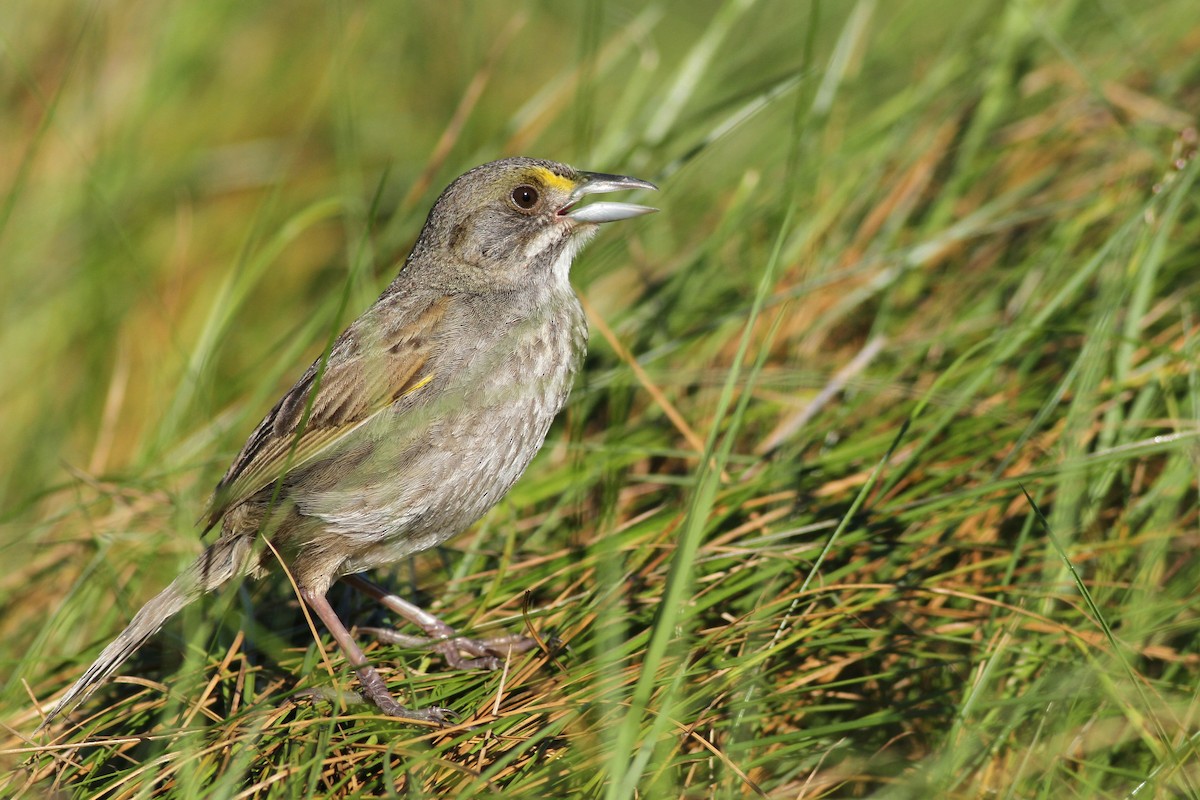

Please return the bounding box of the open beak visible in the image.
[562,171,658,224]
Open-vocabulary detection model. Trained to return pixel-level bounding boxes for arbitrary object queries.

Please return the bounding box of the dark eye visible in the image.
[511,185,539,210]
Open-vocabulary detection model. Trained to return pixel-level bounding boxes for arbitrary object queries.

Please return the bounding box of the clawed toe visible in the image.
[344,574,546,670]
[375,696,454,725]
[436,646,501,670]
[361,626,540,670]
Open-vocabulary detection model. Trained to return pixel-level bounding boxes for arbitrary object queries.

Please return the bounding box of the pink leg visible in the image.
[341,574,538,669]
[299,587,449,723]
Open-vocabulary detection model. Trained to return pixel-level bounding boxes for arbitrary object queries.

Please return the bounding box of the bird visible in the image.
[39,157,657,728]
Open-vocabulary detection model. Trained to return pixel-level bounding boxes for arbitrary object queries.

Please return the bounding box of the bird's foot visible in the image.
[354,661,453,723]
[359,626,538,670]
[342,574,543,670]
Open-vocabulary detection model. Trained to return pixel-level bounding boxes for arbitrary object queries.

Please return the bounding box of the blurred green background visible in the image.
[4,1,1200,797]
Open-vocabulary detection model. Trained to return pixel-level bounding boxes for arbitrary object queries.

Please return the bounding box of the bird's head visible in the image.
[409,157,657,292]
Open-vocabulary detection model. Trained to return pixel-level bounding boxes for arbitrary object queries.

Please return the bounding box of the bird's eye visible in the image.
[511,185,539,210]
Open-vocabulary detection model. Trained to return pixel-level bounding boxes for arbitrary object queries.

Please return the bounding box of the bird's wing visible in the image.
[200,294,450,531]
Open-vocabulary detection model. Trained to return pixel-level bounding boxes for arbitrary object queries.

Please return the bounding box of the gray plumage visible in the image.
[40,157,656,727]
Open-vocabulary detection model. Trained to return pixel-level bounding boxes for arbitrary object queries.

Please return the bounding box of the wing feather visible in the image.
[200,295,448,530]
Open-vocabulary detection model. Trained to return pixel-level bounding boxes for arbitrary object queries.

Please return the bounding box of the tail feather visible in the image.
[38,536,251,731]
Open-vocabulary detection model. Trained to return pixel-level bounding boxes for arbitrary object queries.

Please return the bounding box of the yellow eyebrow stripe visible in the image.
[529,167,576,194]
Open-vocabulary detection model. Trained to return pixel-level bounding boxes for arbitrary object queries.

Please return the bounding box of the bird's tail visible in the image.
[38,535,252,731]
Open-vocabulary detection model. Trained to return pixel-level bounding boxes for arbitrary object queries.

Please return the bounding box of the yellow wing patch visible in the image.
[398,372,434,398]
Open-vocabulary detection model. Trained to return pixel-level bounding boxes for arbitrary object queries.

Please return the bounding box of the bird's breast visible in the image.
[303,291,587,571]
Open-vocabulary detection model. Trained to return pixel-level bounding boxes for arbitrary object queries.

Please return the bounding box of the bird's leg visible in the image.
[342,574,538,670]
[298,587,450,723]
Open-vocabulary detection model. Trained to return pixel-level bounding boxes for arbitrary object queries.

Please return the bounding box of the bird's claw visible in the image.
[359,627,540,670]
